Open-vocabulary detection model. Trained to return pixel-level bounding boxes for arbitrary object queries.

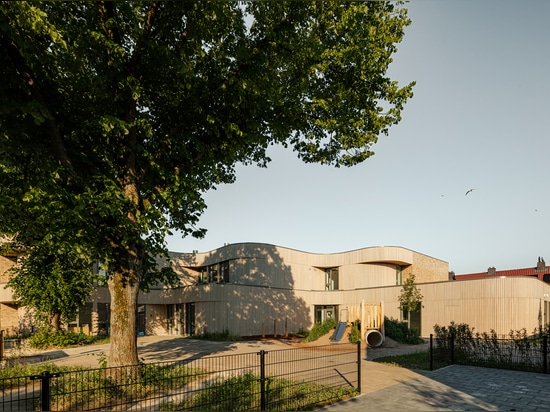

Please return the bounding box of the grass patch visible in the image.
[50,363,205,411]
[0,362,81,380]
[373,350,448,371]
[162,371,357,411]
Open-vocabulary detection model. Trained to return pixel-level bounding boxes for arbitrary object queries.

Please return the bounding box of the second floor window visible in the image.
[325,268,339,291]
[199,261,230,284]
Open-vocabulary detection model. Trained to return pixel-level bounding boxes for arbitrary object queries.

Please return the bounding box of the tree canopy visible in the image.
[0,1,414,366]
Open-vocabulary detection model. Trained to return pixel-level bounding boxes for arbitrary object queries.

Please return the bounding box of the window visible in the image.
[315,305,337,323]
[396,265,403,286]
[325,268,339,290]
[198,261,230,284]
[220,261,230,283]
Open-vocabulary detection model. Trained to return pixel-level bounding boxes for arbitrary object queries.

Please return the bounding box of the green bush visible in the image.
[384,317,423,344]
[28,330,107,349]
[349,322,361,344]
[302,318,337,343]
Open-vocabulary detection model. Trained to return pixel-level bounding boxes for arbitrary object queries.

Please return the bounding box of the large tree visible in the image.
[0,1,414,366]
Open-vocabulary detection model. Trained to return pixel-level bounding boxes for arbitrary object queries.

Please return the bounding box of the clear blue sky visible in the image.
[167,0,550,275]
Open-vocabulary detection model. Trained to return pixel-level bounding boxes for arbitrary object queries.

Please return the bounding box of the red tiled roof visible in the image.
[456,266,550,280]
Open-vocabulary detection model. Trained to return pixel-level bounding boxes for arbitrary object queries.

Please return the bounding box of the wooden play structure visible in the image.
[333,301,384,346]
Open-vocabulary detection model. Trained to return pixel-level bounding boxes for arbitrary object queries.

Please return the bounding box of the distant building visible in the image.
[455,257,550,282]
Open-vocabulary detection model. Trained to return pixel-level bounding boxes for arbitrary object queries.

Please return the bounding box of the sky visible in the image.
[167,0,550,275]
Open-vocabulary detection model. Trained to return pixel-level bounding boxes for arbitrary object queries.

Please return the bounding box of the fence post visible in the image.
[356,341,361,393]
[30,371,55,411]
[0,330,3,362]
[259,350,267,411]
[450,332,455,364]
[430,334,433,371]
[543,335,548,374]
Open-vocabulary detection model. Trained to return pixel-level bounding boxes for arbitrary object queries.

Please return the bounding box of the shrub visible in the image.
[28,330,107,349]
[302,318,337,343]
[348,322,361,344]
[384,317,423,344]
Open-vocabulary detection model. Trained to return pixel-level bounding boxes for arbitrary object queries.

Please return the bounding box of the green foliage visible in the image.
[349,322,361,344]
[7,243,95,329]
[50,363,204,410]
[302,318,337,343]
[433,322,549,372]
[0,362,78,380]
[163,371,357,411]
[374,351,435,371]
[27,330,108,349]
[397,274,423,313]
[0,2,414,365]
[384,317,423,344]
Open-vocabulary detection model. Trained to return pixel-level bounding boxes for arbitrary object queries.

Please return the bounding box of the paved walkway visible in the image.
[7,336,550,411]
[321,363,550,411]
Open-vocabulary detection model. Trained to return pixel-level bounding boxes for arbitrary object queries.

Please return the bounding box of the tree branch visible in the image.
[0,34,77,179]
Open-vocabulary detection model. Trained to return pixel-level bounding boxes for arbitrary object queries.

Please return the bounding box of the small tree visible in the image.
[398,273,423,326]
[7,243,95,332]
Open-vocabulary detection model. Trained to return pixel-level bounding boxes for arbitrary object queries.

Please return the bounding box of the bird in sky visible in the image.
[465,188,475,196]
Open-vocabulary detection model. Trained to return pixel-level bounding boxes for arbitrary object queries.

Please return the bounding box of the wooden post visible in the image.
[285,318,288,337]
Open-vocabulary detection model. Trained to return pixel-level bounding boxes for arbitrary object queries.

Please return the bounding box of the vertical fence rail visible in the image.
[0,330,3,362]
[544,335,548,374]
[449,333,455,365]
[429,334,433,371]
[259,349,267,411]
[357,341,361,393]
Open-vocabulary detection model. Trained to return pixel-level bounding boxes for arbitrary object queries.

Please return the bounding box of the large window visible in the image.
[325,268,339,290]
[199,261,230,284]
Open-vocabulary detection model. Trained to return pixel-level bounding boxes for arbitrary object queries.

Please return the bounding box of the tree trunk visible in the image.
[50,311,61,332]
[107,248,141,367]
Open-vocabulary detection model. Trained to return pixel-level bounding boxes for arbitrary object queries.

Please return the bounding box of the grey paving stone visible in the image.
[320,365,550,411]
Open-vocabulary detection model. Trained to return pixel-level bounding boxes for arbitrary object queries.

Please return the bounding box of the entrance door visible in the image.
[185,303,195,336]
[137,305,146,335]
[314,305,337,324]
[409,306,422,337]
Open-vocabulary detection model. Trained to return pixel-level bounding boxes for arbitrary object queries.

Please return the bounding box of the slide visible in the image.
[331,322,347,342]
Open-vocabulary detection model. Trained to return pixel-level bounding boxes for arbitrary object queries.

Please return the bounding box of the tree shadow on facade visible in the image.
[164,243,311,339]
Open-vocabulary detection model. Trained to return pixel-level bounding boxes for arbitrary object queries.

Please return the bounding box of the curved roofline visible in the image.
[170,242,449,268]
[175,242,448,265]
[176,241,443,260]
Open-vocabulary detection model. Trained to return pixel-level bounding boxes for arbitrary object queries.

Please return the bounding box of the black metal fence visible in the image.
[0,342,360,411]
[430,333,550,373]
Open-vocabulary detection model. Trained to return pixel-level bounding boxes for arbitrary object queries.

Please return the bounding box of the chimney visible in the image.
[487,267,496,276]
[536,257,546,272]
[448,271,455,281]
